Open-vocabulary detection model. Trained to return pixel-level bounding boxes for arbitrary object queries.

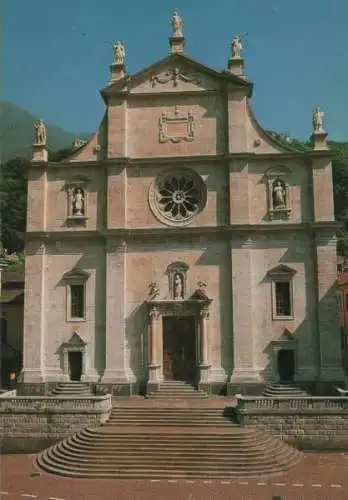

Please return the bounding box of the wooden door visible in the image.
[162,317,196,382]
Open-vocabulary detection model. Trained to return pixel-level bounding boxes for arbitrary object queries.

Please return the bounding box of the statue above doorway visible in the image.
[166,261,189,300]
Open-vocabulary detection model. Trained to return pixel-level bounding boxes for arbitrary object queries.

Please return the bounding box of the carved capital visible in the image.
[200,308,210,320]
[149,308,161,321]
[105,239,127,254]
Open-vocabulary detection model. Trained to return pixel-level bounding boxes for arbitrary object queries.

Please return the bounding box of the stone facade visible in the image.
[19,20,345,396]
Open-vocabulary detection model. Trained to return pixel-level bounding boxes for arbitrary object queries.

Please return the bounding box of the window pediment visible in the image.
[267,264,297,278]
[63,267,90,283]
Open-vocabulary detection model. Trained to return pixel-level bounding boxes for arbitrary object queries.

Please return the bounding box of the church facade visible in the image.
[19,13,345,396]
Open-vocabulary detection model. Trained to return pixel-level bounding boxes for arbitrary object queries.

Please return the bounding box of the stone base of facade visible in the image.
[96,383,143,397]
[198,382,227,395]
[227,382,268,396]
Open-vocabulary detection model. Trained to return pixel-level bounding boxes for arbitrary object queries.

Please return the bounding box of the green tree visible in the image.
[0,157,28,252]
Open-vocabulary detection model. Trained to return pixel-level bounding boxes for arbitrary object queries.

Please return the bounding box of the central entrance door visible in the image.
[162,316,196,383]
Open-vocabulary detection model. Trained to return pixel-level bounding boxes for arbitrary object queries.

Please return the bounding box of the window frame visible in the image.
[63,268,90,323]
[268,264,296,321]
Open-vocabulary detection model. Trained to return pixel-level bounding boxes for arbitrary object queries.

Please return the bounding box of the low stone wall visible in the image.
[235,395,348,451]
[0,391,112,453]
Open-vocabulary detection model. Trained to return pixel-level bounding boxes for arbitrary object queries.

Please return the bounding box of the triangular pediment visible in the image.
[62,267,90,281]
[280,328,295,341]
[101,53,252,100]
[65,332,87,347]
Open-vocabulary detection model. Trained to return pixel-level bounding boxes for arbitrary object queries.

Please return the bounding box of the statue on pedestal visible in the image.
[34,119,47,146]
[312,106,325,133]
[112,41,125,65]
[171,9,183,37]
[173,273,184,300]
[231,36,243,58]
[272,180,286,209]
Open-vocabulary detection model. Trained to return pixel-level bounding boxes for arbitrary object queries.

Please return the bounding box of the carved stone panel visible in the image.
[159,106,194,144]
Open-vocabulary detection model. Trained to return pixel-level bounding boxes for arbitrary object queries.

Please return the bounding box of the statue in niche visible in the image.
[34,119,47,145]
[173,273,184,300]
[112,41,125,65]
[272,180,286,209]
[171,9,183,37]
[231,36,243,58]
[312,106,324,133]
[72,187,85,216]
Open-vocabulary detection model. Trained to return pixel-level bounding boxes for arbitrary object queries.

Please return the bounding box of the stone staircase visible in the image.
[147,381,208,399]
[36,405,303,479]
[262,383,310,398]
[49,382,93,397]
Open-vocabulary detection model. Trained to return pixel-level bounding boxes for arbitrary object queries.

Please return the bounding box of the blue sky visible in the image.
[3,0,348,140]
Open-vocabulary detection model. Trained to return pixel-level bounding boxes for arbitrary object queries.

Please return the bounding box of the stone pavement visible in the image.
[1,453,348,499]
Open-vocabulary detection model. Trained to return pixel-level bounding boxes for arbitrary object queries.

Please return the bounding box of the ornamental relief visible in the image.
[159,105,194,144]
[151,67,201,88]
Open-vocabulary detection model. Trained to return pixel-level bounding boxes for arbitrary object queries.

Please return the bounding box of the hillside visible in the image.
[0,102,90,162]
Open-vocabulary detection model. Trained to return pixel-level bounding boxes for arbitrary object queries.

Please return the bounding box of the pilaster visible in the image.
[311,155,335,221]
[228,159,251,224]
[101,239,135,383]
[20,241,46,383]
[229,236,263,385]
[227,87,248,152]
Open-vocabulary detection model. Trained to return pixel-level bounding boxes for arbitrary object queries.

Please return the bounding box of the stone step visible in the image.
[59,437,288,457]
[35,401,303,479]
[37,452,301,479]
[49,445,298,467]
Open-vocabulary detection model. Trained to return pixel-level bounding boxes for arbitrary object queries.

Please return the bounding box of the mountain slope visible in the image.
[0,102,90,161]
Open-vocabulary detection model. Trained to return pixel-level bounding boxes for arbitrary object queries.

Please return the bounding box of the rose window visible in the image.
[149,170,206,226]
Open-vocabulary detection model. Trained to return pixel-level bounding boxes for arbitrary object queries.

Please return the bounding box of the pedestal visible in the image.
[311,130,328,151]
[32,144,48,162]
[227,57,244,77]
[110,63,125,83]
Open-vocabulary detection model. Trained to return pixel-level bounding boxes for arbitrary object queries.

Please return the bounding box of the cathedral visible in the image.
[18,11,345,396]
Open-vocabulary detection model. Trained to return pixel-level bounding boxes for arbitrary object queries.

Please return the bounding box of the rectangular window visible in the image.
[275,281,291,317]
[70,284,85,319]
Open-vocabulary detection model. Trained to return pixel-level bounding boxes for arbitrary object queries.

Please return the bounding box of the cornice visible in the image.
[23,221,341,244]
[34,148,331,171]
[117,89,225,100]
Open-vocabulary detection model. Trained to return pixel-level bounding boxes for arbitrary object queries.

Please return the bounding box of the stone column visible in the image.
[148,308,162,383]
[229,237,263,386]
[315,231,346,385]
[198,308,211,383]
[101,240,135,385]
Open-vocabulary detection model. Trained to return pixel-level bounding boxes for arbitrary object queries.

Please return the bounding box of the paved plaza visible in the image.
[1,453,348,499]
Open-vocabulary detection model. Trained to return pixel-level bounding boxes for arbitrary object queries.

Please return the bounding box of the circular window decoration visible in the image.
[149,169,207,226]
